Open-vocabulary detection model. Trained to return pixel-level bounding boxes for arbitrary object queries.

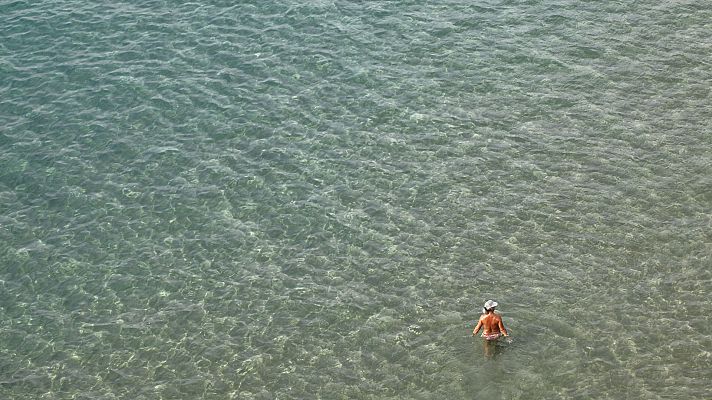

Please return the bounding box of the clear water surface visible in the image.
[1,0,710,398]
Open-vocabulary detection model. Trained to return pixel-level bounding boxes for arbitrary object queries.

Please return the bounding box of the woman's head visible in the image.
[482,299,498,313]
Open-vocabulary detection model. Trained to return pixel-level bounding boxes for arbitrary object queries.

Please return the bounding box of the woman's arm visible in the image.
[472,319,483,336]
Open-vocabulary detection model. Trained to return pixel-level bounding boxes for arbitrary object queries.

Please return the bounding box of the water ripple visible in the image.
[1,0,711,398]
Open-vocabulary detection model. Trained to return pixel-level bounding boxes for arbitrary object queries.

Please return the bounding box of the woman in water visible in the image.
[472,300,509,340]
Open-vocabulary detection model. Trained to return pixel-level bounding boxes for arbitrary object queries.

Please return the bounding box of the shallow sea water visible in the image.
[1,0,711,399]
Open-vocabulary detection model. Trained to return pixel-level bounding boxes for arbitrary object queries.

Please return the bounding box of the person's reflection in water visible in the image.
[482,339,498,358]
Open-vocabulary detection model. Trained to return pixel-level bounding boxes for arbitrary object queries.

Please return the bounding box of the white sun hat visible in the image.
[483,300,498,311]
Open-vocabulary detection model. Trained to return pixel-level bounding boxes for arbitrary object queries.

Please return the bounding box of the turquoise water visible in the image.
[1,0,711,398]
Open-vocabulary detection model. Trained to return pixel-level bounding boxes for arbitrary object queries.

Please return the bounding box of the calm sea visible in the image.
[1,0,710,398]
